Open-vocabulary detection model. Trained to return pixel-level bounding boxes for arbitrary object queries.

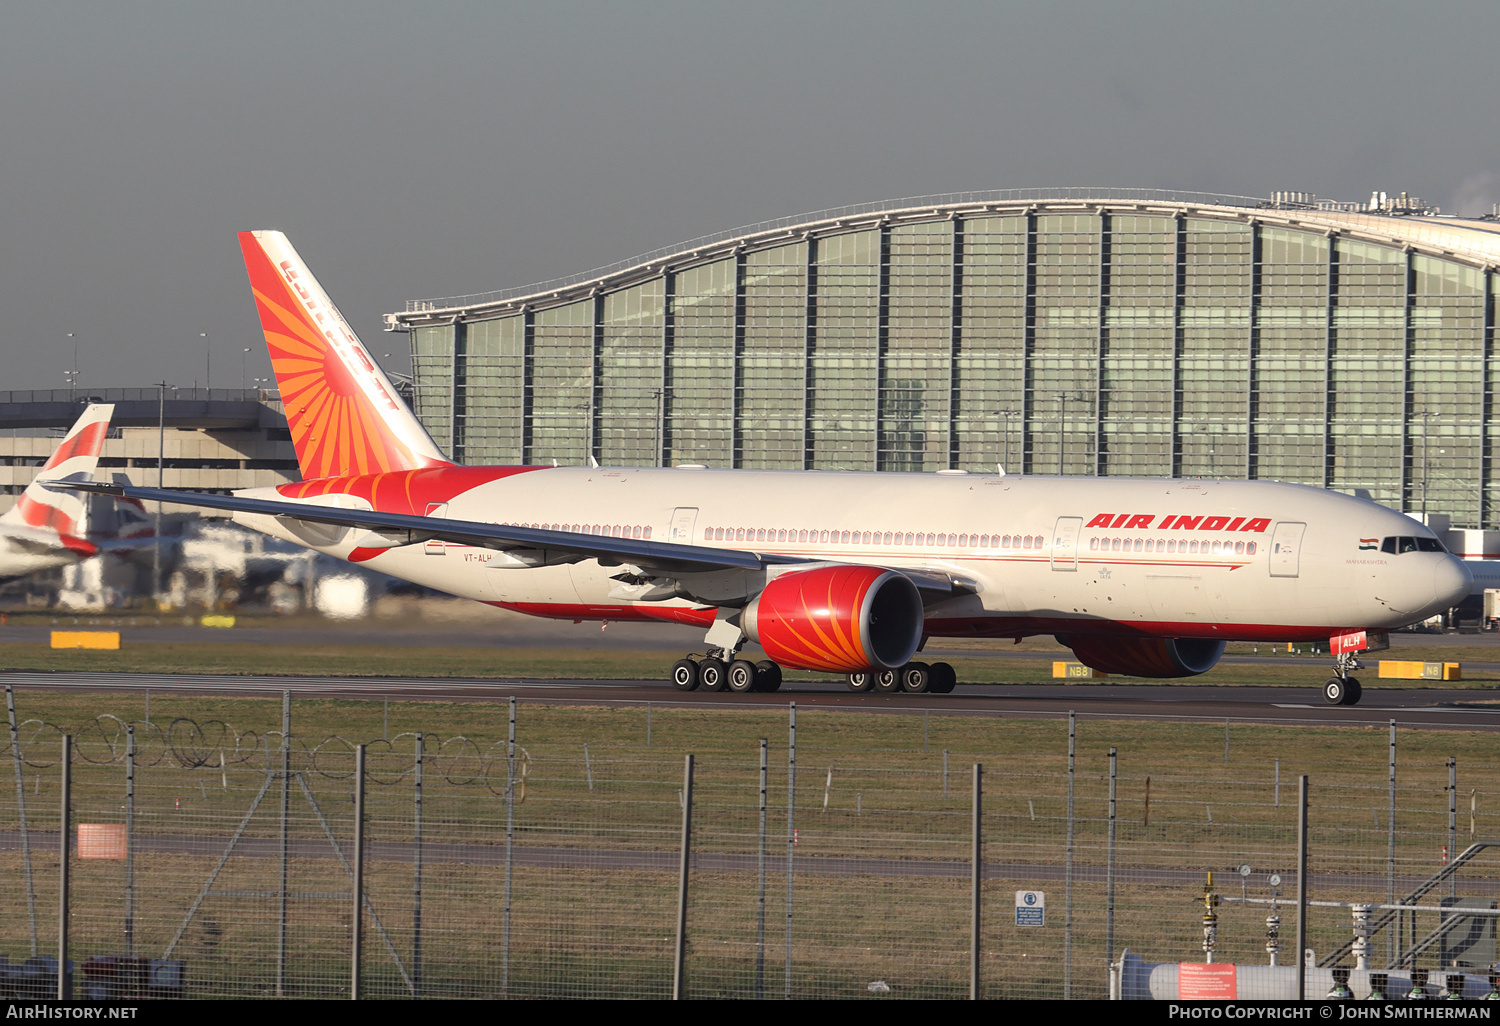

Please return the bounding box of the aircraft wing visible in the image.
[58,481,808,575]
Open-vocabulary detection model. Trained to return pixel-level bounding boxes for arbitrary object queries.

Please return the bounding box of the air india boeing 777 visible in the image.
[69,233,1472,705]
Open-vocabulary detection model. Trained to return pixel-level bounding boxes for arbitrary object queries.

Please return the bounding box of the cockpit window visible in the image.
[1380,535,1445,554]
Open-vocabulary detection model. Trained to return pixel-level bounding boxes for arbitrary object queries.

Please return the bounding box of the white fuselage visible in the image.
[0,526,83,583]
[236,468,1471,643]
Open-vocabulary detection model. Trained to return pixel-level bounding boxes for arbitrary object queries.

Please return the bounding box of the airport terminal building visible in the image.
[388,189,1500,529]
[0,388,298,516]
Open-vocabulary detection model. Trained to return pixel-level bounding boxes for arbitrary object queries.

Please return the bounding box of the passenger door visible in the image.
[1269,522,1305,578]
[669,507,699,544]
[1050,516,1082,572]
[425,502,448,555]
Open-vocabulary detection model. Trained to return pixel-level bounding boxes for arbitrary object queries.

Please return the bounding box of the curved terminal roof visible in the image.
[386,188,1500,329]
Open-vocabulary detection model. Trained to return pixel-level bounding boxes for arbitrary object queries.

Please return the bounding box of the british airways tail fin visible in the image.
[1,403,114,539]
[238,231,452,479]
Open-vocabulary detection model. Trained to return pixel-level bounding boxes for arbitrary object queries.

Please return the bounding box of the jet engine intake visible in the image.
[744,566,923,673]
[1061,635,1225,678]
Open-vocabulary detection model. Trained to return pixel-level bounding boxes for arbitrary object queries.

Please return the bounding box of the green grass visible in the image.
[5,637,1500,692]
[4,678,1499,999]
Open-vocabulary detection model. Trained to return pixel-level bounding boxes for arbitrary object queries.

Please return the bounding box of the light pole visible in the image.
[572,402,593,464]
[242,348,252,391]
[152,381,173,610]
[1416,410,1438,521]
[999,409,1020,474]
[66,333,78,399]
[651,387,673,467]
[1057,393,1088,476]
[201,333,210,393]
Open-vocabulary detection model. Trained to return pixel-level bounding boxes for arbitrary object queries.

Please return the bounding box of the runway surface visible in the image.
[5,669,1499,730]
[7,620,1500,666]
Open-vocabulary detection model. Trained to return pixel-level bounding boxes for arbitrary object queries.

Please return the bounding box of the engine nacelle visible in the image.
[744,566,924,673]
[1061,635,1226,678]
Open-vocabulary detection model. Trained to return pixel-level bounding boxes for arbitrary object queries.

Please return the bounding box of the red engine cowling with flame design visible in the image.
[1061,635,1226,678]
[744,566,924,673]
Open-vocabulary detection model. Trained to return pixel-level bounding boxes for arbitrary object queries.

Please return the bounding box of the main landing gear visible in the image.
[666,656,959,695]
[1323,651,1364,706]
[671,656,783,693]
[846,662,957,695]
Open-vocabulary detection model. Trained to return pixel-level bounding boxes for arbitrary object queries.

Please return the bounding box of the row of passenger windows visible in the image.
[1090,536,1258,556]
[514,523,654,539]
[499,523,1271,557]
[705,526,1046,550]
[499,523,1258,557]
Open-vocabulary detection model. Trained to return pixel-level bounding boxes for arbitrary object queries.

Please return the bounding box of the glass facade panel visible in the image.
[599,281,664,466]
[403,206,1500,527]
[456,316,524,464]
[1488,274,1500,528]
[881,221,952,471]
[528,300,593,466]
[1033,214,1100,475]
[740,244,807,469]
[955,217,1026,473]
[1179,219,1252,478]
[809,231,878,470]
[667,260,734,467]
[1100,214,1174,476]
[1329,238,1405,506]
[1253,228,1328,486]
[411,325,455,455]
[1410,255,1483,524]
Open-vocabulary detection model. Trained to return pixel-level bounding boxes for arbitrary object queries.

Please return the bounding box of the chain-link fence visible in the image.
[2,688,1498,1000]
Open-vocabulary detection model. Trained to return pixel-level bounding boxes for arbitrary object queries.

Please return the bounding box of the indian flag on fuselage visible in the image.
[1359,538,1379,550]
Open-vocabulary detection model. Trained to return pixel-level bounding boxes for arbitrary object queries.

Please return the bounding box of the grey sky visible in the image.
[3,1,1497,390]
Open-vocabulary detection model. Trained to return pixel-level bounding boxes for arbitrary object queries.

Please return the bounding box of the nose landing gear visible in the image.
[1323,652,1364,706]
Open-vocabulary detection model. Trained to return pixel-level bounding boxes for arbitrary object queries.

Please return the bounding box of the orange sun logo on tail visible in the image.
[239,231,451,480]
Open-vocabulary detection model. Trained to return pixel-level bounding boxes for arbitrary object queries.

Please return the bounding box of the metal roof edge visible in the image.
[386,190,1500,329]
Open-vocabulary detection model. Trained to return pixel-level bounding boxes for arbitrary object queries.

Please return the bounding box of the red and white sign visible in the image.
[1331,631,1368,655]
[77,824,126,859]
[1178,963,1236,1000]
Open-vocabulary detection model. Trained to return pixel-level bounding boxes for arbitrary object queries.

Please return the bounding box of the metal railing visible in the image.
[0,388,281,406]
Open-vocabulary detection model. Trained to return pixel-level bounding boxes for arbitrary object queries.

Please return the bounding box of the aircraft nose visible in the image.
[1434,557,1473,608]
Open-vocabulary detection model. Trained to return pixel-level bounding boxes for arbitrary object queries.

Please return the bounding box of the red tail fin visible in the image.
[239,230,452,479]
[2,403,113,540]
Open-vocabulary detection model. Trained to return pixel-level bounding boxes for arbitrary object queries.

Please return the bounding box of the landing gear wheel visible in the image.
[874,669,901,694]
[671,658,700,692]
[1323,677,1347,706]
[727,659,758,693]
[699,657,728,692]
[1342,677,1362,706]
[901,662,931,694]
[846,671,874,693]
[929,662,957,694]
[755,660,782,693]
